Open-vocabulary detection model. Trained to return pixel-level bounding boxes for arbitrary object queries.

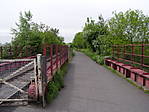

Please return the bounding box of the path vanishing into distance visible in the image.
[1,52,149,112]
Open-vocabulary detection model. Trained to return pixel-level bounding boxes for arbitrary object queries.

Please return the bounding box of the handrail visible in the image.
[112,44,149,70]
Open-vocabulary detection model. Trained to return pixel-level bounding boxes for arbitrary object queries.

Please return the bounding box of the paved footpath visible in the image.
[1,52,149,112]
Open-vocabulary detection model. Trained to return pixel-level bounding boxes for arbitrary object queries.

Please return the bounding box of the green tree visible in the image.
[74,9,149,56]
[72,32,86,49]
[9,11,64,58]
[11,11,64,48]
[108,10,149,44]
[83,15,108,54]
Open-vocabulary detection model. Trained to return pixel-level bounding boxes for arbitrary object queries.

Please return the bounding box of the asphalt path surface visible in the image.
[1,52,149,112]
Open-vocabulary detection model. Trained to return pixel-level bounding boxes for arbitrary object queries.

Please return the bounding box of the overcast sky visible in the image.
[0,0,148,44]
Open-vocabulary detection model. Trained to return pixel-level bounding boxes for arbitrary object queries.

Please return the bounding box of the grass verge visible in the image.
[79,49,105,65]
[46,62,69,103]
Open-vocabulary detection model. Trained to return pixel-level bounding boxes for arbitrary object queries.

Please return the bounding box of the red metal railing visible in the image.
[112,44,149,70]
[0,44,68,81]
[0,44,69,106]
[105,44,149,90]
[42,44,68,81]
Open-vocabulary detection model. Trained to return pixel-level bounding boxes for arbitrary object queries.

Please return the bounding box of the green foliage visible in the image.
[80,49,105,65]
[53,70,64,90]
[46,63,68,103]
[46,81,59,103]
[109,10,149,44]
[73,9,149,57]
[72,32,87,49]
[11,11,64,53]
[96,55,105,65]
[72,51,75,57]
[60,62,68,77]
[83,15,109,53]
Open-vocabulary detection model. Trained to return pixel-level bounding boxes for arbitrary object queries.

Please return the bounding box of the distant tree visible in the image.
[72,32,86,49]
[83,15,109,54]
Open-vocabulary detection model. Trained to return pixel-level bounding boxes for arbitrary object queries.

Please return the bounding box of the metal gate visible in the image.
[0,58,36,106]
[0,44,69,107]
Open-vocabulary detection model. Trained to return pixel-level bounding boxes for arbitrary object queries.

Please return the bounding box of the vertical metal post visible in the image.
[56,45,58,69]
[141,44,144,67]
[64,46,66,62]
[9,45,12,57]
[25,46,28,57]
[61,46,63,65]
[63,46,65,62]
[112,45,114,58]
[30,46,33,56]
[21,46,23,58]
[123,45,125,60]
[60,46,62,66]
[62,46,64,64]
[117,45,119,60]
[41,56,47,107]
[15,46,17,58]
[43,44,47,56]
[0,46,2,59]
[29,46,31,57]
[66,46,68,61]
[132,44,134,64]
[50,45,53,76]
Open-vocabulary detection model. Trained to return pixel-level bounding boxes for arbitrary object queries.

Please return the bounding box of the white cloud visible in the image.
[0,0,149,43]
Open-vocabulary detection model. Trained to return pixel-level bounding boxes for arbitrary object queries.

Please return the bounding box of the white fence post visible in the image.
[37,54,47,107]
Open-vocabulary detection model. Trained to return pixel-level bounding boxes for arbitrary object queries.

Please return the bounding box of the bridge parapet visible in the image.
[105,44,149,90]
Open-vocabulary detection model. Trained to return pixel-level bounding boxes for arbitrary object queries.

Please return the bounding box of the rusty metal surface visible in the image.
[0,44,69,106]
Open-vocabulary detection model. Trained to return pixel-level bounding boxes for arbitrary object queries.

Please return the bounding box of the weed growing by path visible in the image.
[46,63,68,103]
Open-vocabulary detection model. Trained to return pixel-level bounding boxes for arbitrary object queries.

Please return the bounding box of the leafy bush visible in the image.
[72,51,75,57]
[46,63,68,103]
[73,10,149,56]
[53,70,64,90]
[46,81,59,103]
[96,55,104,65]
[81,49,105,65]
[60,63,68,77]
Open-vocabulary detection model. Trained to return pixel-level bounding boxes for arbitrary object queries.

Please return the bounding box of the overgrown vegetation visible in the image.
[1,11,65,59]
[46,63,68,103]
[80,49,105,65]
[11,11,64,47]
[72,9,149,92]
[72,9,149,57]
